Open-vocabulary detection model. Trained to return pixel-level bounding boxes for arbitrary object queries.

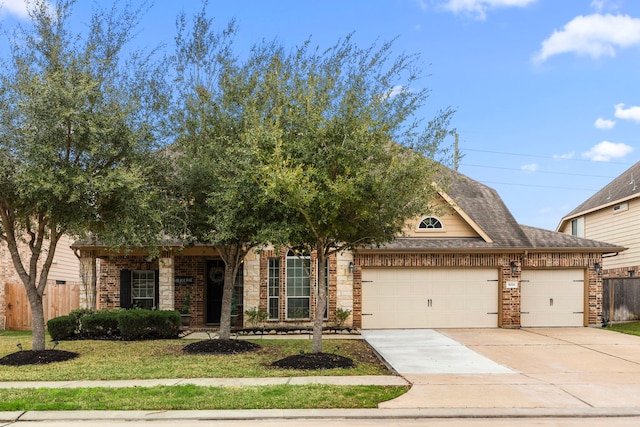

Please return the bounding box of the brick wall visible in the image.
[353,251,603,328]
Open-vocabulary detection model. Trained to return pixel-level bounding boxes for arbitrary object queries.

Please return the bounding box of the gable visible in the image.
[403,195,484,239]
[560,161,640,229]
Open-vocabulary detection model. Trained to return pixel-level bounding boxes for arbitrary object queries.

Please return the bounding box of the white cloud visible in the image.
[0,0,30,19]
[553,152,575,160]
[534,14,640,63]
[520,163,538,172]
[591,0,605,12]
[582,141,633,161]
[594,117,616,129]
[615,103,640,122]
[441,0,537,20]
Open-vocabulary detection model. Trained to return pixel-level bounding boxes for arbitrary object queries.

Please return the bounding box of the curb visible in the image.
[4,407,640,422]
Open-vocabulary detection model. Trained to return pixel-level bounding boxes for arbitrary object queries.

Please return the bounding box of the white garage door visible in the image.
[520,269,585,327]
[361,268,498,329]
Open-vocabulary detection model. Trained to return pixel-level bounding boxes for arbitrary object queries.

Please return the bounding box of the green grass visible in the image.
[0,333,388,381]
[606,321,640,336]
[0,384,408,410]
[0,330,406,410]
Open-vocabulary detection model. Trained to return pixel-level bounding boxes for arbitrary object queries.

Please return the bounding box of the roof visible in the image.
[361,169,624,254]
[561,161,640,222]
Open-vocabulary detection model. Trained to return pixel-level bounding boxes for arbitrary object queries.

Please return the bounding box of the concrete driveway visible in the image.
[363,327,640,409]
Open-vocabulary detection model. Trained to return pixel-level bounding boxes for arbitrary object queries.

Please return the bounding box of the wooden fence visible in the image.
[4,281,80,330]
[603,277,640,322]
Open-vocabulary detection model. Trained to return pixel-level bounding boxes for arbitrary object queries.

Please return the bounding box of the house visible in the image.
[1,235,81,329]
[557,161,640,278]
[72,170,622,329]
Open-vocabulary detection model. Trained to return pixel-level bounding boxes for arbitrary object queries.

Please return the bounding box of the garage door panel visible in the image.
[361,268,498,329]
[521,270,585,327]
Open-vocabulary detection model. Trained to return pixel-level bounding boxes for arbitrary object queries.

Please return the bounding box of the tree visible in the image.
[171,6,289,340]
[256,36,456,353]
[0,0,168,350]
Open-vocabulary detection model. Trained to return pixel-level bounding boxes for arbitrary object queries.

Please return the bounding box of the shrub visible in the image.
[81,310,121,338]
[68,308,95,333]
[245,307,268,327]
[118,309,180,340]
[47,315,76,341]
[334,307,352,327]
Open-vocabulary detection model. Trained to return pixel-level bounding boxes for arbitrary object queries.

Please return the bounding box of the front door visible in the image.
[206,260,225,324]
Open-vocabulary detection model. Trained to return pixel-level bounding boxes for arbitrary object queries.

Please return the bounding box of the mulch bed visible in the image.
[0,350,79,366]
[271,352,355,370]
[182,339,261,355]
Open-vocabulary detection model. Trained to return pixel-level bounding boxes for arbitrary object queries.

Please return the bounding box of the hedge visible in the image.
[47,315,76,341]
[47,309,181,341]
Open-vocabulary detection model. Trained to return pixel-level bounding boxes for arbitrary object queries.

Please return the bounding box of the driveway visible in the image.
[363,327,640,409]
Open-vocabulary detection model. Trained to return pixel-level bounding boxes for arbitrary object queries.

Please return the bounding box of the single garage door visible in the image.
[361,268,498,329]
[520,269,585,327]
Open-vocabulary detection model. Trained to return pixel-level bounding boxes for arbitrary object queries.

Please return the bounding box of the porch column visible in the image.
[78,250,96,310]
[336,252,354,326]
[159,255,175,310]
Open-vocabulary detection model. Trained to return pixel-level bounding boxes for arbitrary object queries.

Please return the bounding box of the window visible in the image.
[418,216,443,229]
[613,203,628,213]
[286,250,310,319]
[571,217,584,237]
[132,270,155,309]
[268,258,280,320]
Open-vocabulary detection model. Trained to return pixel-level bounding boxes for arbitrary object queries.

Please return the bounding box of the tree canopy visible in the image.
[0,0,169,350]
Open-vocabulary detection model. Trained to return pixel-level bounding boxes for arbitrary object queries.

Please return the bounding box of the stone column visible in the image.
[335,251,354,326]
[78,250,96,310]
[159,255,175,310]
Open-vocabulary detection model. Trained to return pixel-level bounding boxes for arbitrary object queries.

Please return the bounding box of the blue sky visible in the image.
[2,0,640,231]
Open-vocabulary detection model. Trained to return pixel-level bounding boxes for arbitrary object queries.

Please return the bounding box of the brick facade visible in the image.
[96,255,245,327]
[352,251,603,328]
[90,249,603,330]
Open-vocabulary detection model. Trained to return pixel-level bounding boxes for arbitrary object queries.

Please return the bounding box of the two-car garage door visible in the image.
[361,268,586,329]
[361,268,499,329]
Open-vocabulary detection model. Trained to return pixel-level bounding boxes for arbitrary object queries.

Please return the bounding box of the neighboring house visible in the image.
[557,161,639,278]
[1,235,81,329]
[72,170,622,329]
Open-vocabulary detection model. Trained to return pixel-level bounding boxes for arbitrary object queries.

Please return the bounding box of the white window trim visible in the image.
[285,251,311,320]
[417,216,445,233]
[132,270,155,308]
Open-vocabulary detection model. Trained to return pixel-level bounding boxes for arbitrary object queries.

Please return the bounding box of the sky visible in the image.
[2,0,640,231]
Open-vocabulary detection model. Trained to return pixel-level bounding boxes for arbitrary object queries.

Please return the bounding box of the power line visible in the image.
[461,163,616,179]
[461,147,632,165]
[481,180,598,192]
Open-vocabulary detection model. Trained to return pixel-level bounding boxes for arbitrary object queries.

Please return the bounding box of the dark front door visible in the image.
[206,260,225,324]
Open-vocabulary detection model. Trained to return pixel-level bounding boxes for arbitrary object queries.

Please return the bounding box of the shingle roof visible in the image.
[446,171,532,247]
[362,169,624,253]
[520,225,623,251]
[564,161,640,218]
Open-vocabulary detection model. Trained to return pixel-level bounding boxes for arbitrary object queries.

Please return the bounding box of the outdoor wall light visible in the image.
[348,261,355,273]
[509,261,518,275]
[594,262,602,275]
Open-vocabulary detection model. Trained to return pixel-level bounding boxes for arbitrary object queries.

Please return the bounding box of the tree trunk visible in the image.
[29,291,46,351]
[312,242,327,354]
[219,261,237,340]
[217,243,246,340]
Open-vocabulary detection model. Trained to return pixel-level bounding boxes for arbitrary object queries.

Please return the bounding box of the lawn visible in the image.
[0,331,389,381]
[606,321,640,337]
[0,384,407,411]
[0,330,407,410]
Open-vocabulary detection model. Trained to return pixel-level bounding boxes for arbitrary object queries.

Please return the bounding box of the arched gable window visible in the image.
[418,216,443,230]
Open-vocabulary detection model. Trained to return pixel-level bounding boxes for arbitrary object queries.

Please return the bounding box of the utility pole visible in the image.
[454,133,459,171]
